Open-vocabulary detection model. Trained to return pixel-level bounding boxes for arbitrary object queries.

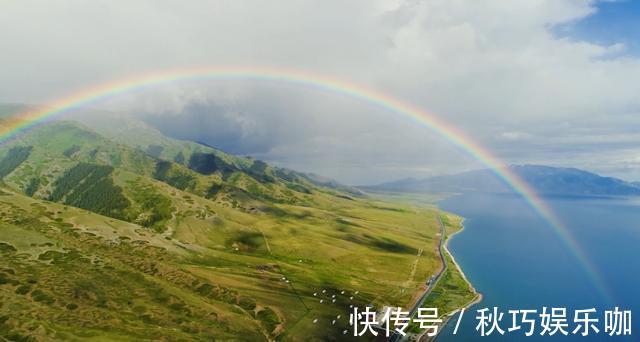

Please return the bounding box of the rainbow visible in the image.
[1,66,612,302]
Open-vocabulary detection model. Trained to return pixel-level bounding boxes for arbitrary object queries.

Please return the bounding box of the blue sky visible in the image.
[558,0,640,56]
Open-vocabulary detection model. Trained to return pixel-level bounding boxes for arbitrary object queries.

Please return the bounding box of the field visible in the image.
[0,185,454,340]
[0,117,477,341]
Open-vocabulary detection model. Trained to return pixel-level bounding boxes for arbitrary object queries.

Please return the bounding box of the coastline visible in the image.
[444,218,482,306]
[424,217,483,342]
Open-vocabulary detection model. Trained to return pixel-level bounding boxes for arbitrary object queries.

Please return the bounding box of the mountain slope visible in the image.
[367,165,640,197]
[0,117,471,340]
[0,120,337,219]
[74,112,363,196]
[0,189,272,340]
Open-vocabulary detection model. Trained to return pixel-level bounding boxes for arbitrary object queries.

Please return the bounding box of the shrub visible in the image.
[15,285,31,295]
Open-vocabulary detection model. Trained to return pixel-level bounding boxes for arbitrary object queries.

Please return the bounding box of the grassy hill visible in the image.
[0,116,475,341]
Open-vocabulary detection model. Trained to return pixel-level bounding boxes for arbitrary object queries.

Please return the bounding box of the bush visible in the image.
[15,285,31,295]
[31,289,55,305]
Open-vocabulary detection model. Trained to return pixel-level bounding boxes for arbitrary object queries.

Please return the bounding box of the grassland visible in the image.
[0,184,450,340]
[369,192,480,340]
[0,117,477,341]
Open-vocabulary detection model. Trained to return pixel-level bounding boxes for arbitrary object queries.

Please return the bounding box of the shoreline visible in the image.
[423,217,484,342]
[444,218,482,305]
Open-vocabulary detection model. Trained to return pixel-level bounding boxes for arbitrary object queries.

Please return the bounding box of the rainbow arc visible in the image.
[0,66,613,302]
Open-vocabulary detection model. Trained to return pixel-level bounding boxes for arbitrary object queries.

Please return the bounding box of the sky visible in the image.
[1,0,640,185]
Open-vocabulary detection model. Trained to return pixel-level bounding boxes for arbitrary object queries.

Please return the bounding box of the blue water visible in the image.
[437,193,640,341]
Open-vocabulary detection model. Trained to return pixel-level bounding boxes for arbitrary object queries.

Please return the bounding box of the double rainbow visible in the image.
[1,66,612,302]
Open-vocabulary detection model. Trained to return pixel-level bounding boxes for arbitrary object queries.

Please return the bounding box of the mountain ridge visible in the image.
[364,164,640,197]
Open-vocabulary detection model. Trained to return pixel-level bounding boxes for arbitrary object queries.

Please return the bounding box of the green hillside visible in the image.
[0,117,475,341]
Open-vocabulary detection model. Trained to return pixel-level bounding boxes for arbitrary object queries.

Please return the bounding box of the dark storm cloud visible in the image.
[145,101,276,155]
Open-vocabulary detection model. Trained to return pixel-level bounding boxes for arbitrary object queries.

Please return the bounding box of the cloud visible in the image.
[1,0,640,183]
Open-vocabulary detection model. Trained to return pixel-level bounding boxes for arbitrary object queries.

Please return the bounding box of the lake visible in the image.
[437,193,640,341]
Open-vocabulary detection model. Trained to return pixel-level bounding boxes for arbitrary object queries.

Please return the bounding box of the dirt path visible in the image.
[403,248,424,287]
[261,230,272,254]
[389,213,447,342]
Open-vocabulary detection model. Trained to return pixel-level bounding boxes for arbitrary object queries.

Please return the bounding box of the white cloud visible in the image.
[1,0,640,183]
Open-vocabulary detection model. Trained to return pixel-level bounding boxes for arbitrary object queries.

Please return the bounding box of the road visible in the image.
[389,212,447,342]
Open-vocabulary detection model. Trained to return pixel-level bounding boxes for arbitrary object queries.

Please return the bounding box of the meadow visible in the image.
[0,117,477,340]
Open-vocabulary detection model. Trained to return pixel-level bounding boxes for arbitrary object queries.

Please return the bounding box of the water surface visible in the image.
[437,193,640,341]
